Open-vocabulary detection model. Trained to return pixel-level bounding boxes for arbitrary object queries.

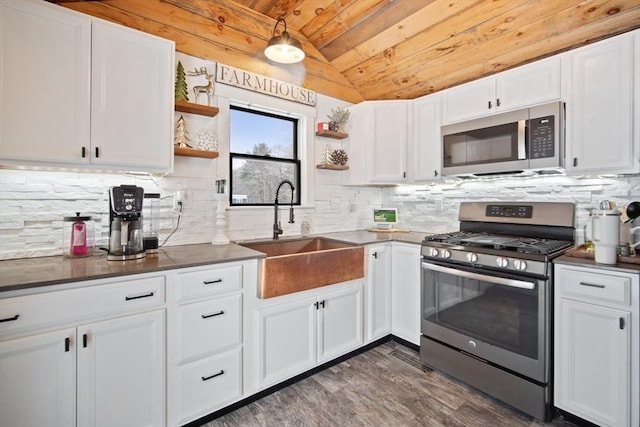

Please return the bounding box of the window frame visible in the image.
[229,105,301,207]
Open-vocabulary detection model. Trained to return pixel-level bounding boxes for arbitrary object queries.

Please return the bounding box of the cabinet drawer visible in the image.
[175,264,242,302]
[0,276,165,338]
[177,348,242,425]
[555,266,631,307]
[177,294,242,363]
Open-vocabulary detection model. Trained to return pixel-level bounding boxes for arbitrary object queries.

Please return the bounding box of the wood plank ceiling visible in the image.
[54,0,640,104]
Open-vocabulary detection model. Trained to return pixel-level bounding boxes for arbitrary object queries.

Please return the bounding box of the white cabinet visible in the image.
[167,262,246,427]
[0,0,91,165]
[562,32,637,175]
[365,243,391,342]
[344,101,408,185]
[256,281,363,389]
[90,20,173,172]
[77,310,164,427]
[554,263,639,427]
[0,0,174,173]
[442,56,560,124]
[409,93,442,182]
[0,274,166,427]
[391,242,421,345]
[0,328,76,427]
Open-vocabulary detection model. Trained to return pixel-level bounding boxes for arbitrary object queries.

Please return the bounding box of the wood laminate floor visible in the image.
[201,341,579,427]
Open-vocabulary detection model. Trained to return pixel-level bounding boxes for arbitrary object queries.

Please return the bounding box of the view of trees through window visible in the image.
[229,106,300,206]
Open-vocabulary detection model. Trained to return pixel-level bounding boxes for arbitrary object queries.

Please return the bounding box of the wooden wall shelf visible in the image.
[175,100,219,117]
[316,130,348,139]
[174,146,219,158]
[316,163,349,170]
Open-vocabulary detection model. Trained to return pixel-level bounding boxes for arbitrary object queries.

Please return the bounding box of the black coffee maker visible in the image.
[108,185,145,261]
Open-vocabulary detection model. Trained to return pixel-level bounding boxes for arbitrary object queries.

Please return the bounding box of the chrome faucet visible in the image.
[273,179,295,239]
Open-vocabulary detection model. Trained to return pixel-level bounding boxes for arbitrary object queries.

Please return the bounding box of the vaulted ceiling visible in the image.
[53,0,640,104]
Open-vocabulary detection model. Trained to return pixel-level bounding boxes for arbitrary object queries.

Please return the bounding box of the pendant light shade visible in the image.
[265,18,305,64]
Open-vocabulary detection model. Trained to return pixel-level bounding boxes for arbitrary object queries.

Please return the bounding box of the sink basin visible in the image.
[240,237,365,299]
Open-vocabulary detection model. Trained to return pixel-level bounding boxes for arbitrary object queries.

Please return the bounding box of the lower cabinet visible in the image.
[0,328,76,427]
[166,261,249,427]
[391,242,421,345]
[256,280,363,389]
[554,262,639,427]
[365,243,392,342]
[0,275,166,427]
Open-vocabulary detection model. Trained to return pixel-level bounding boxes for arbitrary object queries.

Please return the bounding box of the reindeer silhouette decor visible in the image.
[187,67,215,106]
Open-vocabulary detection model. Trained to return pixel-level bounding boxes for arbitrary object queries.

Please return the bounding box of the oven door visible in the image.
[421,260,549,383]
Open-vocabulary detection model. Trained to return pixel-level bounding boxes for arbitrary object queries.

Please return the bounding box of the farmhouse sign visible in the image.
[216,63,316,106]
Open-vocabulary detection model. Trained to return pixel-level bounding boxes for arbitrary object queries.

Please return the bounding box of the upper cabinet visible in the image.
[442,56,561,124]
[0,0,174,173]
[0,0,91,165]
[343,100,408,185]
[90,20,174,172]
[409,93,441,182]
[563,31,638,176]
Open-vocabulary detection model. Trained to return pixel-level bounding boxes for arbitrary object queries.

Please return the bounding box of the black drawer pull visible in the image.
[579,282,605,289]
[620,317,625,330]
[202,370,224,381]
[95,147,100,158]
[65,337,71,352]
[203,278,223,285]
[0,314,19,323]
[83,333,88,348]
[81,146,86,158]
[125,292,155,301]
[202,310,224,319]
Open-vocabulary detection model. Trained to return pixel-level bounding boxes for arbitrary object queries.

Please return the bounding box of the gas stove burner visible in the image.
[423,232,573,255]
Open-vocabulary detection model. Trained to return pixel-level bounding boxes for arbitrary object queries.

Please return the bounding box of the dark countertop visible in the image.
[0,243,265,294]
[555,254,640,274]
[0,230,427,295]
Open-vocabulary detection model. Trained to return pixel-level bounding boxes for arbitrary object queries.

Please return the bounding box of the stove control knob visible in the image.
[441,249,451,259]
[496,257,509,268]
[513,259,527,271]
[428,248,439,257]
[466,252,478,263]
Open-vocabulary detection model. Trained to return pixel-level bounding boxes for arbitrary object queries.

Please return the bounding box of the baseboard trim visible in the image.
[182,334,413,427]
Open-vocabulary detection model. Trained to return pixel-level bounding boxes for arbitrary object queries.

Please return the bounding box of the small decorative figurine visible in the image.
[188,66,215,106]
[194,128,218,152]
[174,115,192,147]
[329,149,349,165]
[175,61,189,102]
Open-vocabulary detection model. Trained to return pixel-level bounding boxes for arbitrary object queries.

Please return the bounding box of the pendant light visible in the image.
[264,17,305,64]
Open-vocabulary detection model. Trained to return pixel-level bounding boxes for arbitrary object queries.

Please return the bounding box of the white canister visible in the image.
[591,209,620,264]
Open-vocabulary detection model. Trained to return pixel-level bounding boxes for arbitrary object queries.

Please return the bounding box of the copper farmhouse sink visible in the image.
[239,237,365,299]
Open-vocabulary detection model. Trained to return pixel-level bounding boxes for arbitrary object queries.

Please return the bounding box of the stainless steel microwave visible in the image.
[441,102,564,177]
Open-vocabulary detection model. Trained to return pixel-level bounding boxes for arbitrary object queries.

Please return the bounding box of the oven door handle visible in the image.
[422,262,535,290]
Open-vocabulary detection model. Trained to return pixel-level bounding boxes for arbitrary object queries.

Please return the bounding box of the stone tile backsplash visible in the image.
[1,168,639,260]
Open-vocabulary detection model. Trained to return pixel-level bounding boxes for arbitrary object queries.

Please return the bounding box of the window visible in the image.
[229,106,300,206]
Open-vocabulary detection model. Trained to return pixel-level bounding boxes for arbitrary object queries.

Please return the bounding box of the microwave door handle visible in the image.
[422,262,535,290]
[517,119,527,160]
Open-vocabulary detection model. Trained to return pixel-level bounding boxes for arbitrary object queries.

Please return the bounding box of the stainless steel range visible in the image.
[420,201,575,421]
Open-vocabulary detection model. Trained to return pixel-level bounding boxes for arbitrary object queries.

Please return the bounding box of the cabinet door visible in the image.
[410,93,442,182]
[0,328,76,427]
[77,309,165,427]
[365,244,391,342]
[258,297,316,388]
[564,33,636,175]
[370,101,407,183]
[441,76,495,124]
[91,20,173,172]
[495,56,560,111]
[391,243,421,345]
[555,298,630,427]
[318,282,363,363]
[0,0,90,165]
